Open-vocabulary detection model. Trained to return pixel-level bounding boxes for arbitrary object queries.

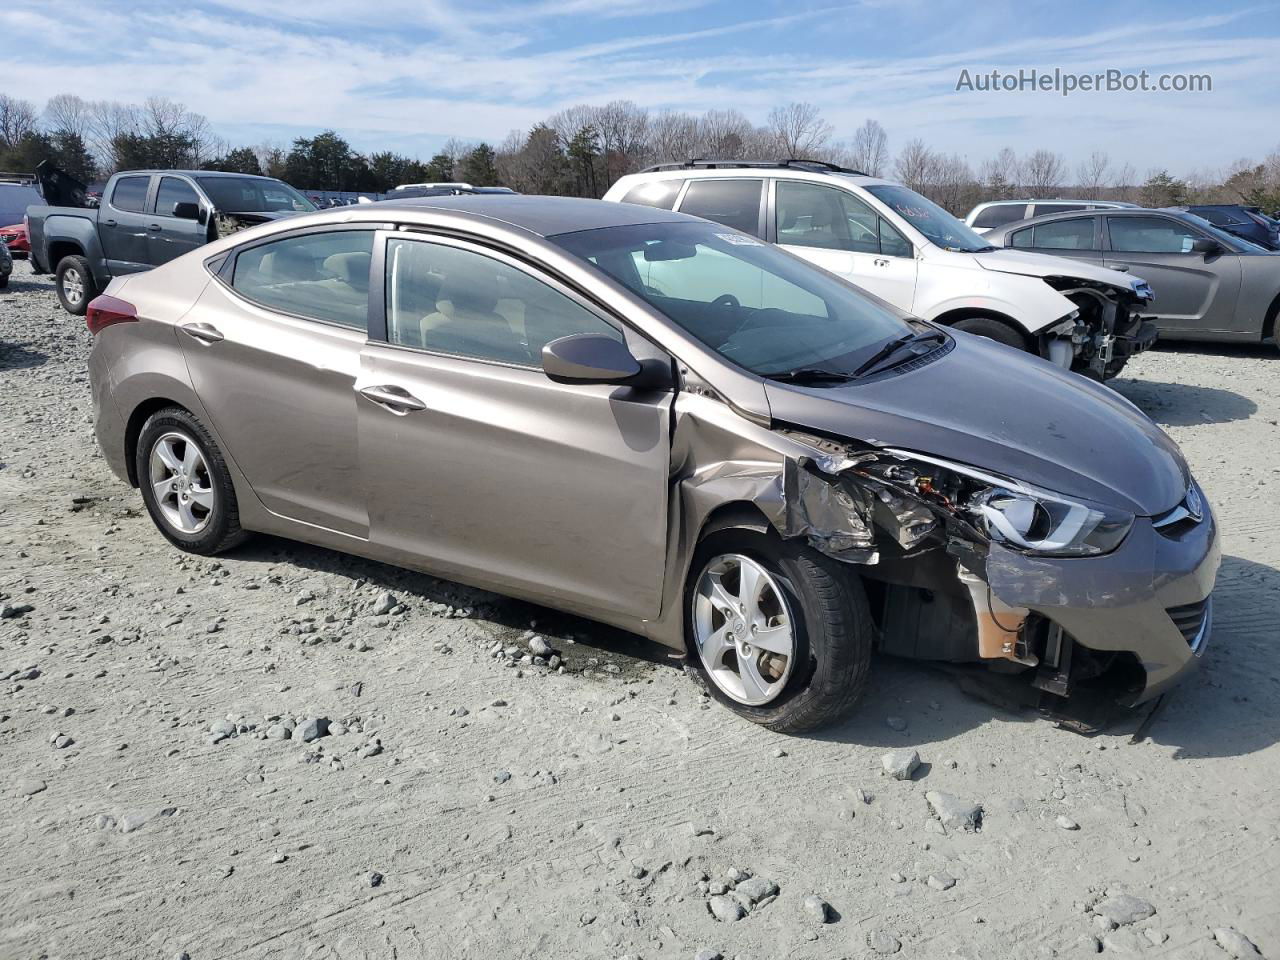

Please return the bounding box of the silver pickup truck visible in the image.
[27,164,315,314]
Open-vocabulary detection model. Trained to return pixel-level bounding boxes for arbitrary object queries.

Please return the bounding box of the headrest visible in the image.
[323,251,371,285]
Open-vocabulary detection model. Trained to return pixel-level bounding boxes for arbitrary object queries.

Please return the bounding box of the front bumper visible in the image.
[1116,320,1159,358]
[984,502,1220,704]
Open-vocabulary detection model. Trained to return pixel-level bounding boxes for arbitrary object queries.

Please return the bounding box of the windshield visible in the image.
[552,221,914,377]
[863,183,993,252]
[195,177,315,214]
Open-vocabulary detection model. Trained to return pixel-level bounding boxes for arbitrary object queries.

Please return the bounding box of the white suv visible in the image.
[603,162,1155,378]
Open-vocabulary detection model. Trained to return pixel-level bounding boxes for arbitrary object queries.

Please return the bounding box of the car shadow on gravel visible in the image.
[1112,378,1257,427]
[0,340,48,370]
[228,534,676,673]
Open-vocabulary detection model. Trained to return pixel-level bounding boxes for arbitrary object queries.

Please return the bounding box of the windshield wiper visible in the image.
[765,367,858,385]
[851,329,945,378]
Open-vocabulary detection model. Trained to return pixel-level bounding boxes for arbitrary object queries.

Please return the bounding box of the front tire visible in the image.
[55,255,97,315]
[686,530,873,734]
[951,315,1029,352]
[135,407,248,555]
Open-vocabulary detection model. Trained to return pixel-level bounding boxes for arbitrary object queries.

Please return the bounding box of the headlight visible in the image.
[973,487,1133,557]
[880,449,1134,558]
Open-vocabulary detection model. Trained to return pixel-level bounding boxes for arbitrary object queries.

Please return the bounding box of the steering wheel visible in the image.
[712,293,740,311]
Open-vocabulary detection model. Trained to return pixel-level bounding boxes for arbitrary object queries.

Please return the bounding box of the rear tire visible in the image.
[686,529,873,734]
[136,407,248,555]
[952,315,1029,352]
[55,255,97,315]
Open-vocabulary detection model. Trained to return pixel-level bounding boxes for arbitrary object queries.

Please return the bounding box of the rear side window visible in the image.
[1030,203,1087,216]
[1017,217,1096,250]
[621,180,681,210]
[154,177,200,217]
[1107,216,1201,254]
[677,179,763,236]
[384,238,622,366]
[972,204,1027,228]
[231,230,374,329]
[110,176,150,213]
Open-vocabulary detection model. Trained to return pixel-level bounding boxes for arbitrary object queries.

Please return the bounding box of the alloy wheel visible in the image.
[148,432,215,534]
[692,553,796,705]
[62,267,84,304]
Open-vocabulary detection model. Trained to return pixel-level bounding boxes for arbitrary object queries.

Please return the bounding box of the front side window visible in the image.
[677,179,763,235]
[553,220,912,377]
[111,176,150,213]
[621,180,681,210]
[864,183,993,252]
[231,230,373,329]
[776,181,879,254]
[196,176,315,213]
[154,177,200,217]
[385,238,622,366]
[1107,216,1202,254]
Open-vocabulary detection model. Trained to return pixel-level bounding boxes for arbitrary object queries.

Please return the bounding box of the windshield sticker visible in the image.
[717,233,764,246]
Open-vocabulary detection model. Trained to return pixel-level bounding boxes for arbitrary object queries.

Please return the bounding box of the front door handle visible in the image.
[180,322,224,343]
[103,219,117,228]
[359,385,426,414]
[873,258,889,267]
[148,224,162,232]
[1105,262,1131,272]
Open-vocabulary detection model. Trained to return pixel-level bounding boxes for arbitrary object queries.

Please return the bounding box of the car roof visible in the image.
[616,163,895,189]
[984,206,1199,236]
[375,194,692,236]
[116,169,280,180]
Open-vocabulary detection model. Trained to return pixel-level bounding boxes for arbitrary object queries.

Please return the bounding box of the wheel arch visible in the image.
[124,397,192,487]
[47,239,86,272]
[933,307,1034,351]
[1263,290,1280,344]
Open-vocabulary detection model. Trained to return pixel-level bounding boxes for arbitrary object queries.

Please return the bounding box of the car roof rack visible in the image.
[0,171,38,184]
[639,158,870,176]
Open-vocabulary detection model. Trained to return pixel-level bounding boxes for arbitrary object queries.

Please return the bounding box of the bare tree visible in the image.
[1076,150,1111,197]
[929,153,978,213]
[648,111,700,164]
[978,147,1023,198]
[1022,149,1066,195]
[696,109,755,158]
[87,100,142,170]
[595,100,650,185]
[849,119,889,176]
[767,102,832,158]
[1112,162,1137,203]
[0,93,39,149]
[43,94,93,139]
[894,138,936,192]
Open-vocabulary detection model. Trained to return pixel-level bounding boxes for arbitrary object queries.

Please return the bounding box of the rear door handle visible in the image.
[103,219,117,227]
[180,322,224,343]
[148,224,162,232]
[873,258,889,267]
[359,385,426,414]
[1105,262,1131,272]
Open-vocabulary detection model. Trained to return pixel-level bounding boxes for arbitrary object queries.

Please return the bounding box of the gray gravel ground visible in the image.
[2,257,1278,959]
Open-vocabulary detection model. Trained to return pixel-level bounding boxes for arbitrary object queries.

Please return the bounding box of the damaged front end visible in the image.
[771,432,1158,703]
[1041,276,1158,380]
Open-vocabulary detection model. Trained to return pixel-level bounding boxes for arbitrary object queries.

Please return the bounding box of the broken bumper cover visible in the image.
[984,505,1220,704]
[1116,320,1159,359]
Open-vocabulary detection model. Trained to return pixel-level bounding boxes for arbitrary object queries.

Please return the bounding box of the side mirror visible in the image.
[1190,237,1221,256]
[172,201,202,222]
[542,333,642,385]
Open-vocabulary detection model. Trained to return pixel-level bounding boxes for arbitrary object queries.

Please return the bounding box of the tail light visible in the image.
[86,295,138,335]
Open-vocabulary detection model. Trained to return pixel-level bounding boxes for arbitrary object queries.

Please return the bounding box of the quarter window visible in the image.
[385,238,622,366]
[1108,216,1202,254]
[110,176,150,213]
[621,179,681,210]
[231,230,373,329]
[677,179,763,235]
[154,177,200,217]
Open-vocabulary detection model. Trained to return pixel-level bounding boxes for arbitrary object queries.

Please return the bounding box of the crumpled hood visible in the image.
[971,248,1142,292]
[764,333,1189,516]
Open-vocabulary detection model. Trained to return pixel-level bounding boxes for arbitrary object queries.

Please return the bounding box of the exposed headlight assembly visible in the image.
[883,449,1134,557]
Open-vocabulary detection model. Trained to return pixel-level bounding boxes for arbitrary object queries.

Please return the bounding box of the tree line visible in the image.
[3,91,1278,214]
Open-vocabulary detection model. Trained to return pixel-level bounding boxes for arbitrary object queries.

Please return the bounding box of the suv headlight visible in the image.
[973,487,1133,556]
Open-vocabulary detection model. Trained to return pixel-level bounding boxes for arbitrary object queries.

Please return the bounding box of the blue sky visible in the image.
[2,0,1277,173]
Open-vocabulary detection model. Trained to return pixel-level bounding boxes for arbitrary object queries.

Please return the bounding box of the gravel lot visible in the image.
[2,257,1277,960]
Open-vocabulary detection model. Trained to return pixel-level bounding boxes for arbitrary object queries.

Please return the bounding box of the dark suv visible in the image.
[1182,204,1280,250]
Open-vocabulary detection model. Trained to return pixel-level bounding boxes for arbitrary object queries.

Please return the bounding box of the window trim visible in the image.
[373,228,630,372]
[1103,214,1209,255]
[108,174,155,215]
[214,223,385,333]
[674,177,767,239]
